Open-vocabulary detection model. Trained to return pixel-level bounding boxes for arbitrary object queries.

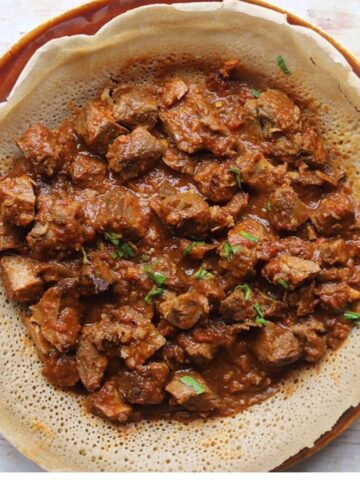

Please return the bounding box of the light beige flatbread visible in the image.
[0,0,359,472]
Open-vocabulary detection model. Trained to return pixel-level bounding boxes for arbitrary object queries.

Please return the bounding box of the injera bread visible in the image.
[0,0,359,471]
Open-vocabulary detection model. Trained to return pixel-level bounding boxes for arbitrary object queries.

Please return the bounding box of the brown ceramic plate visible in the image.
[0,0,359,471]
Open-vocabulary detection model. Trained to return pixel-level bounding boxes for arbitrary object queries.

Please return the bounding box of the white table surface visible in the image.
[0,0,359,472]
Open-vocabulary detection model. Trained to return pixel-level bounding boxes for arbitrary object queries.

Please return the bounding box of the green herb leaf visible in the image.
[229,166,242,189]
[240,231,258,243]
[143,265,167,287]
[277,278,289,289]
[81,247,89,265]
[344,311,360,325]
[251,88,261,98]
[224,241,241,262]
[104,232,122,247]
[235,283,251,301]
[104,233,136,259]
[179,375,205,395]
[265,201,272,212]
[193,266,214,280]
[277,55,291,75]
[144,286,164,304]
[183,241,205,256]
[254,303,268,325]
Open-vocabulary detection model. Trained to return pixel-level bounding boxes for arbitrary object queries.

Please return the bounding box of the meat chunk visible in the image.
[80,250,116,295]
[107,126,164,179]
[110,84,158,129]
[151,191,211,238]
[236,151,287,192]
[68,153,106,187]
[311,193,355,235]
[27,191,90,257]
[74,100,126,154]
[16,124,62,177]
[165,370,220,411]
[162,147,196,175]
[95,186,147,239]
[209,192,249,232]
[0,175,35,226]
[180,239,217,259]
[252,322,302,369]
[159,84,235,156]
[191,278,225,309]
[158,291,209,330]
[0,217,22,252]
[76,329,108,391]
[0,255,43,302]
[262,254,320,290]
[316,282,360,311]
[42,353,80,387]
[268,184,309,231]
[88,380,133,423]
[313,239,349,266]
[194,160,238,203]
[30,281,81,352]
[288,282,319,316]
[117,362,169,405]
[247,89,301,136]
[290,318,327,362]
[161,77,188,107]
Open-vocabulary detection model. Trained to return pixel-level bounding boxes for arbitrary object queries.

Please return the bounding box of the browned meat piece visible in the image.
[159,84,235,156]
[162,147,196,175]
[151,191,211,238]
[194,160,238,203]
[76,334,108,391]
[191,278,225,309]
[165,370,220,411]
[317,267,352,283]
[0,175,35,227]
[30,281,81,352]
[313,239,349,266]
[0,255,44,302]
[180,239,217,259]
[158,291,209,330]
[113,307,166,369]
[210,192,249,231]
[288,282,319,316]
[107,126,164,179]
[0,216,22,252]
[117,362,169,405]
[220,288,284,324]
[88,380,133,423]
[258,236,314,263]
[246,89,301,136]
[311,193,355,235]
[95,186,147,239]
[22,312,53,356]
[316,282,360,311]
[42,353,80,387]
[161,342,186,369]
[38,261,79,285]
[286,163,339,188]
[86,315,132,353]
[236,151,287,192]
[290,318,327,362]
[268,184,309,231]
[16,124,62,177]
[228,217,272,246]
[161,77,188,107]
[80,250,116,295]
[263,254,320,290]
[74,100,126,154]
[219,243,257,284]
[68,153,106,187]
[110,84,158,129]
[252,322,302,369]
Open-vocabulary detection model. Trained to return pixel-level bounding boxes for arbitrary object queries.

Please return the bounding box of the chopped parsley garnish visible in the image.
[229,166,242,189]
[183,241,205,256]
[235,283,251,301]
[240,231,258,243]
[343,311,360,326]
[277,278,289,289]
[104,232,136,260]
[265,201,272,212]
[81,247,89,265]
[254,303,268,325]
[251,88,262,98]
[224,241,241,261]
[144,286,164,304]
[143,264,167,287]
[276,55,291,75]
[179,375,205,395]
[193,266,214,280]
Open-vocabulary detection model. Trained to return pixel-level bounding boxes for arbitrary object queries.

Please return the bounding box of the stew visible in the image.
[0,59,358,424]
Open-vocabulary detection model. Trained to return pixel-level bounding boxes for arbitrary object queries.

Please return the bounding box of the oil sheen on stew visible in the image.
[0,59,358,424]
